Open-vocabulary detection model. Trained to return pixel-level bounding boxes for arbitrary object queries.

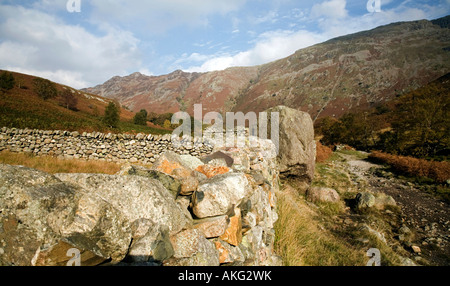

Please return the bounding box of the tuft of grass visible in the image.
[0,151,121,174]
[312,163,354,194]
[274,185,367,266]
[338,149,369,160]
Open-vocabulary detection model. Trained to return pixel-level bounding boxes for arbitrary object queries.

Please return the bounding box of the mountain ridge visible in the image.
[83,16,450,120]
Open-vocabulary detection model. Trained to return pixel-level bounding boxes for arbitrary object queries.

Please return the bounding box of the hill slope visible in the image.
[83,16,450,120]
[0,71,168,134]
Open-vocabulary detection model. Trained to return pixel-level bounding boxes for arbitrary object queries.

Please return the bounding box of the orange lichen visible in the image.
[157,160,182,175]
[195,165,230,179]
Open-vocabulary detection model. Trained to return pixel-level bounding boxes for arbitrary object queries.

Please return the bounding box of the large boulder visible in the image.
[0,164,193,266]
[265,106,316,191]
[0,165,128,265]
[54,173,192,235]
[0,164,77,266]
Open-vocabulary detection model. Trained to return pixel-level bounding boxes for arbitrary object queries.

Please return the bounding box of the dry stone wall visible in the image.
[0,106,316,266]
[0,127,214,163]
[0,131,282,266]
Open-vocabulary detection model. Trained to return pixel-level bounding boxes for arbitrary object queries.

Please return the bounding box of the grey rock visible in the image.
[265,106,316,191]
[306,187,340,203]
[0,165,76,266]
[0,164,132,264]
[193,215,229,238]
[192,173,252,218]
[356,192,376,209]
[168,229,220,266]
[127,225,174,263]
[122,165,182,199]
[374,193,397,209]
[54,173,191,235]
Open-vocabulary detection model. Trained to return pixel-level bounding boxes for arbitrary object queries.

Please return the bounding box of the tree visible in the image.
[103,102,120,128]
[133,109,148,126]
[163,119,172,129]
[0,71,15,94]
[59,88,78,111]
[390,84,449,158]
[318,111,380,151]
[317,116,345,146]
[33,78,58,100]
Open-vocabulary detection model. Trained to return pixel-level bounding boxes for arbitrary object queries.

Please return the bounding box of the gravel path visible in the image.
[341,152,450,265]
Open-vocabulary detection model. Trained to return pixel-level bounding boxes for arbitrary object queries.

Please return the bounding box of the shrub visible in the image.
[149,112,174,127]
[369,151,450,183]
[0,71,15,94]
[316,141,333,163]
[59,88,79,111]
[133,109,148,126]
[103,101,120,128]
[163,119,172,129]
[33,78,58,100]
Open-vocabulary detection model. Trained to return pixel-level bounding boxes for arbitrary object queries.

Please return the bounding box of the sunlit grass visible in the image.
[0,151,121,174]
[274,185,367,266]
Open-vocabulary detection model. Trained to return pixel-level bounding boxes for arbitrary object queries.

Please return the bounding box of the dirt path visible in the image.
[341,152,450,265]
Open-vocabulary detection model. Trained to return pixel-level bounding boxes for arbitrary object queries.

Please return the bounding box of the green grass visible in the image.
[0,92,173,135]
[337,149,369,160]
[312,162,354,194]
[118,121,172,135]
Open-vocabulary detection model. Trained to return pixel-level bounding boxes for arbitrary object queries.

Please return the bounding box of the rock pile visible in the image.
[0,136,281,266]
[0,127,214,164]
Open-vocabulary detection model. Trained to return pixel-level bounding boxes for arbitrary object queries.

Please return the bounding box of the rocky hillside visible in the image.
[83,16,450,120]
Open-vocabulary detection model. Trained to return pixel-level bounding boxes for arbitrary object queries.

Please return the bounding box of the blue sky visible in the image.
[0,0,449,89]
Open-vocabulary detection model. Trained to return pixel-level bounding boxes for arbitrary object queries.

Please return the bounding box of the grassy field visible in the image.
[0,151,121,174]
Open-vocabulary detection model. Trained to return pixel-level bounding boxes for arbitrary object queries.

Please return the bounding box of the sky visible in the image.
[0,0,449,89]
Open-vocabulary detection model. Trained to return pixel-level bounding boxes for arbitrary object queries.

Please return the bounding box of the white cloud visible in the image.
[250,10,280,25]
[138,68,154,77]
[311,0,348,20]
[0,4,143,88]
[184,29,325,72]
[315,2,447,39]
[89,0,247,33]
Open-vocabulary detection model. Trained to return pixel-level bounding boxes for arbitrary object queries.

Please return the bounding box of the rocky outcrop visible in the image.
[0,135,281,266]
[266,106,316,192]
